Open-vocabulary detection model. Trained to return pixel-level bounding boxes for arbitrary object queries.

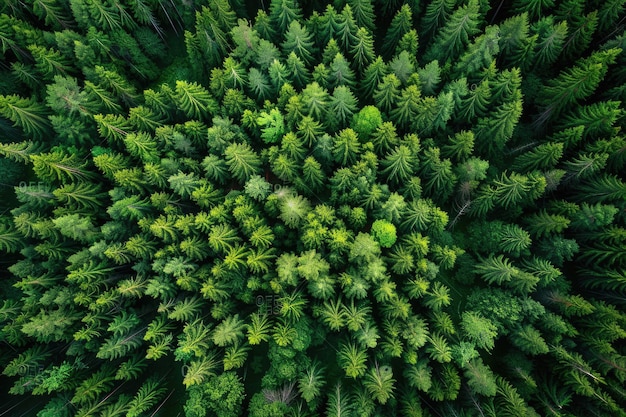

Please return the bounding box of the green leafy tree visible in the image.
[185,372,244,417]
[351,105,383,141]
[370,219,397,248]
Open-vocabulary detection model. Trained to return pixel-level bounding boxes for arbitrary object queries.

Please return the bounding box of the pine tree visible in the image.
[574,174,626,204]
[412,91,454,136]
[328,52,356,89]
[222,58,248,91]
[126,378,167,417]
[389,84,420,129]
[338,341,368,378]
[348,0,375,32]
[336,5,359,55]
[269,0,302,37]
[389,50,415,85]
[296,115,323,147]
[174,80,217,120]
[271,152,298,182]
[284,52,310,89]
[512,142,563,172]
[93,65,138,107]
[536,49,619,125]
[498,12,532,66]
[417,60,440,96]
[301,81,329,121]
[563,151,609,180]
[380,145,416,185]
[497,224,531,257]
[360,56,388,99]
[223,142,262,183]
[558,100,622,140]
[252,9,275,41]
[457,80,490,123]
[424,0,481,63]
[524,210,570,238]
[0,140,41,164]
[333,128,361,166]
[511,324,549,355]
[328,85,358,129]
[382,5,413,58]
[53,181,106,210]
[561,10,597,60]
[372,73,400,114]
[212,314,245,346]
[28,44,73,81]
[475,98,523,156]
[326,383,354,417]
[369,121,398,154]
[0,95,51,140]
[282,20,316,66]
[191,6,229,70]
[597,0,626,32]
[364,363,396,404]
[455,25,500,78]
[419,0,455,40]
[31,150,94,183]
[464,358,497,396]
[316,5,341,46]
[247,68,272,101]
[420,147,456,203]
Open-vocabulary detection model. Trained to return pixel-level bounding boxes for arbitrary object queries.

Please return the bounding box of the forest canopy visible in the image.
[0,0,625,416]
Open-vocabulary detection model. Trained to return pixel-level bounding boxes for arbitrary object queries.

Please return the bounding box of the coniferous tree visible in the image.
[0,95,51,139]
[1,2,626,416]
[382,5,413,58]
[424,0,481,63]
[269,0,302,37]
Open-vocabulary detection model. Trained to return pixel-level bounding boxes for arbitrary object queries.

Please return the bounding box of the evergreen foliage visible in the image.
[0,2,625,417]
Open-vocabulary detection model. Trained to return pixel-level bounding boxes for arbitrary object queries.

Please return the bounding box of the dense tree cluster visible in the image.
[0,0,625,416]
